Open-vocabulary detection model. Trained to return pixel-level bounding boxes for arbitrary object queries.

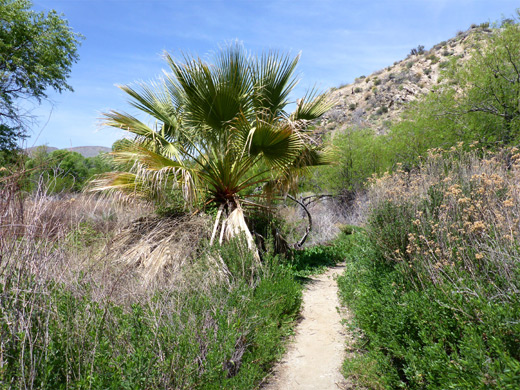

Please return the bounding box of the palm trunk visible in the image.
[209,204,225,246]
[224,203,260,262]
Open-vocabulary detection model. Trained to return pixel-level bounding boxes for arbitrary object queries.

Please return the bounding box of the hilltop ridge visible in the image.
[319,24,493,135]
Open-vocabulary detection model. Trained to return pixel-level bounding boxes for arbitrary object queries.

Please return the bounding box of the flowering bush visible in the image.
[339,146,520,389]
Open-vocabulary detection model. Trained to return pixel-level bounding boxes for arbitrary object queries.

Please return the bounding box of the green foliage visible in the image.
[0,242,302,389]
[375,106,388,116]
[285,233,353,277]
[0,123,23,151]
[312,128,395,193]
[24,147,113,193]
[446,20,520,144]
[90,45,331,251]
[0,0,82,139]
[338,231,520,389]
[409,45,425,56]
[93,45,330,209]
[426,54,439,64]
[338,149,520,388]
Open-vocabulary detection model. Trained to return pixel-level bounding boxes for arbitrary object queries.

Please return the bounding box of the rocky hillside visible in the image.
[319,24,493,135]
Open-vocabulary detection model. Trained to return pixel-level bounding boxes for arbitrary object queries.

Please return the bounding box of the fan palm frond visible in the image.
[90,44,332,260]
[291,88,333,121]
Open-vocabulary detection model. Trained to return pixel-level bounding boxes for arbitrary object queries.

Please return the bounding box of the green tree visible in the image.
[450,17,520,144]
[401,17,520,147]
[25,148,112,193]
[90,45,331,251]
[0,0,82,149]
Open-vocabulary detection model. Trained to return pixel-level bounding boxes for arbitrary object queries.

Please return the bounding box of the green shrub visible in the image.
[339,230,520,389]
[0,239,302,389]
[427,54,439,64]
[338,149,520,389]
[375,106,388,116]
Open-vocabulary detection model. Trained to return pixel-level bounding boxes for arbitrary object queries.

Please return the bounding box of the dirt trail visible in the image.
[263,265,352,390]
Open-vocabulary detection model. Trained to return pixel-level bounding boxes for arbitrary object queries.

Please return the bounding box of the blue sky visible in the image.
[26,0,520,149]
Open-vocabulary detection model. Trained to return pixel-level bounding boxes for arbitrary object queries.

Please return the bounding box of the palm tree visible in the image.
[90,44,331,255]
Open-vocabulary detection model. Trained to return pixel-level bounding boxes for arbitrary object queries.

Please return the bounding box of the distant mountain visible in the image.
[67,146,111,158]
[25,145,111,158]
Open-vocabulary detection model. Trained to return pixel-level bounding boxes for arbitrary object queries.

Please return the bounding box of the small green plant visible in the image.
[426,54,439,64]
[354,87,362,93]
[375,106,388,116]
[286,234,352,277]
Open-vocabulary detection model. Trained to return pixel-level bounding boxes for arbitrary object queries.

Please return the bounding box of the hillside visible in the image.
[319,24,492,135]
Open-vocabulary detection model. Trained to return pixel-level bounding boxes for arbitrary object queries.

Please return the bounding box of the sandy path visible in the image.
[262,265,350,390]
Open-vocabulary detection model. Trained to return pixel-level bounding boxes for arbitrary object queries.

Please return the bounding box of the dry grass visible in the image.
[0,171,215,304]
[365,144,520,300]
[279,196,349,246]
[107,213,211,284]
[0,170,303,389]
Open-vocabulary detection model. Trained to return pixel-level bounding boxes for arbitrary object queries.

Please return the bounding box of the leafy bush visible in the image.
[312,128,395,193]
[375,106,388,116]
[427,54,439,64]
[338,149,520,389]
[409,45,425,56]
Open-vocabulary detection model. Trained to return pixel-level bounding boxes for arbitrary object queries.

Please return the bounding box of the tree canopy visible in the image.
[0,0,82,149]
